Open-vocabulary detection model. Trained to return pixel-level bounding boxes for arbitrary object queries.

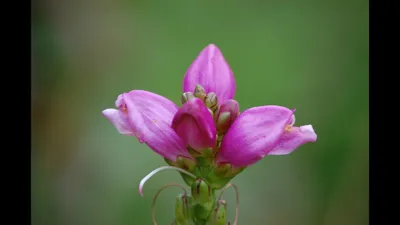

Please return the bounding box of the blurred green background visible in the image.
[31,0,368,224]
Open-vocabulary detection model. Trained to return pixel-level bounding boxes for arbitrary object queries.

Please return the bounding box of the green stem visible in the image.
[195,219,207,225]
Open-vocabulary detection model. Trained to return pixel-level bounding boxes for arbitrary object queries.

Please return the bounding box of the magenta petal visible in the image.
[103,90,192,161]
[268,125,317,155]
[183,44,236,103]
[102,109,134,135]
[217,105,294,167]
[172,98,216,150]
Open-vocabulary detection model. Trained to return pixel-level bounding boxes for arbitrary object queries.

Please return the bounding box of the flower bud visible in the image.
[176,155,196,172]
[191,179,213,205]
[208,162,246,189]
[193,203,213,220]
[194,84,207,100]
[181,92,195,104]
[214,162,231,177]
[204,92,218,111]
[215,99,239,134]
[176,155,197,186]
[175,194,192,224]
[211,200,227,225]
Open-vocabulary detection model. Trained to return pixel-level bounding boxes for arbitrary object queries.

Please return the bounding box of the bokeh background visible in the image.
[31,0,369,224]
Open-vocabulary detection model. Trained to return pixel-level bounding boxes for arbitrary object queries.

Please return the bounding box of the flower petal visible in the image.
[217,105,294,167]
[103,90,192,161]
[183,44,236,103]
[268,125,317,155]
[102,109,134,135]
[172,98,216,150]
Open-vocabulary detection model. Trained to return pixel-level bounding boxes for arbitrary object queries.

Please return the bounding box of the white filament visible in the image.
[290,114,296,126]
[139,166,196,196]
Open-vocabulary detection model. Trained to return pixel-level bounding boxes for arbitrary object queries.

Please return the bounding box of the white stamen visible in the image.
[290,114,296,126]
[139,166,196,196]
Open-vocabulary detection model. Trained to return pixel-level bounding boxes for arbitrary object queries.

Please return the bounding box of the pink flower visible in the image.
[102,44,234,161]
[103,43,317,167]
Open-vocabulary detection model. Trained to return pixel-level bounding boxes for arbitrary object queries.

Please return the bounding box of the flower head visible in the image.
[103,44,239,162]
[103,43,317,188]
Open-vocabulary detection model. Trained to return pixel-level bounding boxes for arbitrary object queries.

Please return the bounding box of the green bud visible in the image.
[176,155,197,172]
[211,200,227,225]
[214,162,231,177]
[204,92,218,111]
[210,178,232,190]
[209,163,246,189]
[175,194,192,225]
[175,156,197,186]
[193,203,213,221]
[182,92,195,104]
[191,179,213,205]
[194,84,206,100]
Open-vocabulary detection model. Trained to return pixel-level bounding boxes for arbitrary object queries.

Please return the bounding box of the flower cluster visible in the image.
[102,44,317,224]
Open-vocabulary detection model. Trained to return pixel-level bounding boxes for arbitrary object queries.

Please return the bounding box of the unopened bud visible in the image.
[176,155,196,172]
[176,156,197,186]
[175,194,192,224]
[204,92,218,111]
[215,99,239,134]
[210,162,246,189]
[194,84,206,100]
[191,179,213,205]
[212,200,227,225]
[215,162,245,178]
[181,92,195,104]
[193,203,213,220]
[214,162,232,177]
